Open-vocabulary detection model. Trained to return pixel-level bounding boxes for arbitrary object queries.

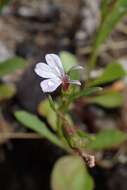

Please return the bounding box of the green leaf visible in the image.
[96,0,127,49]
[60,51,80,80]
[60,51,77,72]
[14,111,64,149]
[51,156,94,190]
[101,0,113,10]
[89,63,126,87]
[0,57,27,77]
[101,0,116,20]
[87,129,127,150]
[89,0,127,70]
[0,83,16,100]
[69,87,102,102]
[87,91,123,108]
[38,100,57,130]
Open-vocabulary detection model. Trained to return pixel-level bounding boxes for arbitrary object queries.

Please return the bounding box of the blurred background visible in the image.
[0,0,127,190]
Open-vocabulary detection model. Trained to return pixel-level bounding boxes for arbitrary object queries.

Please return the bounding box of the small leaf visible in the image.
[87,91,123,108]
[60,51,80,80]
[0,57,27,77]
[38,100,57,130]
[0,83,16,100]
[60,51,77,72]
[89,63,126,87]
[87,129,127,150]
[14,111,64,149]
[51,156,94,190]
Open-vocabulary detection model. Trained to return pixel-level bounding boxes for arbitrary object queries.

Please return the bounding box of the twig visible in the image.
[0,132,41,140]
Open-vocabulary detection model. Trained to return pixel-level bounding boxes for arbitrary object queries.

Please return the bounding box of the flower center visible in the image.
[62,75,69,91]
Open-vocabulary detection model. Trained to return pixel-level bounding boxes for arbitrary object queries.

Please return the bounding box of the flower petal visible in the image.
[69,80,81,86]
[40,78,62,92]
[68,65,84,74]
[70,65,84,70]
[45,54,64,77]
[34,62,57,78]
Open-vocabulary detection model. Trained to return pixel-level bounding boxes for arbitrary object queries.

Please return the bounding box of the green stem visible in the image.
[57,116,63,138]
[88,48,98,76]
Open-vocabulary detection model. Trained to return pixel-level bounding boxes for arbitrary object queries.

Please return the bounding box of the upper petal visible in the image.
[34,62,57,78]
[45,54,65,77]
[70,65,84,71]
[69,80,81,86]
[40,78,62,92]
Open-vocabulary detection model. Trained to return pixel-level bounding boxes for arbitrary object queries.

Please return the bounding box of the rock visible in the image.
[16,62,47,112]
[75,0,100,47]
[0,42,13,62]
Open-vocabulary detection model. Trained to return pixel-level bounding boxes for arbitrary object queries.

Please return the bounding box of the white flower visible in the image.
[34,54,82,93]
